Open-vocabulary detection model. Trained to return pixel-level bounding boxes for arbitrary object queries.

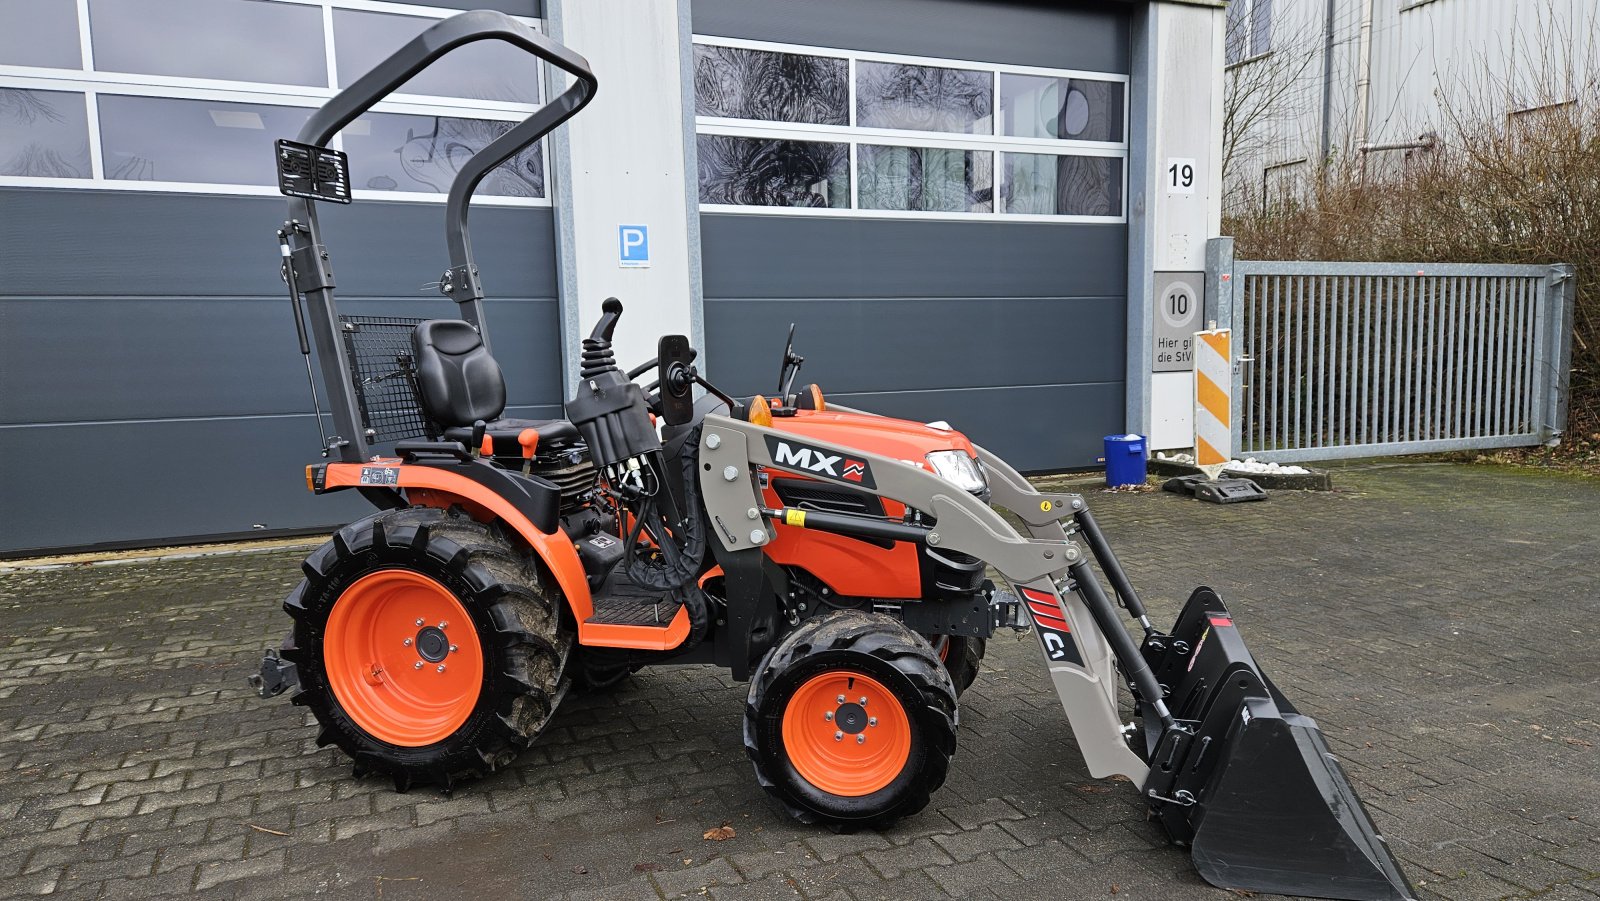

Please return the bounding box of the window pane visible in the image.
[0,89,90,178]
[858,145,991,213]
[1225,0,1248,65]
[98,95,308,185]
[856,62,991,135]
[1251,0,1274,57]
[1000,75,1124,143]
[89,0,325,86]
[0,0,81,68]
[334,10,539,104]
[1001,153,1121,217]
[697,135,848,207]
[693,45,847,126]
[340,112,544,198]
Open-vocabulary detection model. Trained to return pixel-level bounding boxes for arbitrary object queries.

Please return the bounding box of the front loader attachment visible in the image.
[1140,588,1417,901]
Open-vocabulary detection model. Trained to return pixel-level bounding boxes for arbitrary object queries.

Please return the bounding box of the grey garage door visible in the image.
[0,0,557,556]
[694,0,1131,471]
[0,191,564,556]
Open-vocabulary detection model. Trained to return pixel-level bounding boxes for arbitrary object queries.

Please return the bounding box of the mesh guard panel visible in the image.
[339,315,437,444]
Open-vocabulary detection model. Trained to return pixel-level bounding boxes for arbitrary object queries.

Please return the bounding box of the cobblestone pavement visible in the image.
[2,462,1597,901]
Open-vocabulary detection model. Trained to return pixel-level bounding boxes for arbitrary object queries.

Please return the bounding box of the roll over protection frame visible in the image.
[280,10,597,462]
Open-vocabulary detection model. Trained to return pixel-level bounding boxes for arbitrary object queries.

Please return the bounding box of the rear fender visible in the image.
[317,461,595,623]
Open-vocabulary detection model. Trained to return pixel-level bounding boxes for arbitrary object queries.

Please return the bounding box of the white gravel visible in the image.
[1155,451,1312,476]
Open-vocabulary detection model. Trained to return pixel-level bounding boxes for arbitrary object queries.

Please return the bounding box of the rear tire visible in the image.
[745,611,957,830]
[283,506,571,791]
[568,648,634,692]
[936,635,986,697]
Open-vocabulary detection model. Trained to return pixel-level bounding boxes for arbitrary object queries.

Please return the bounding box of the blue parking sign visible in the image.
[618,224,649,268]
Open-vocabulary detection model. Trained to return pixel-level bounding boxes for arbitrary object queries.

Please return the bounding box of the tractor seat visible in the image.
[412,319,579,452]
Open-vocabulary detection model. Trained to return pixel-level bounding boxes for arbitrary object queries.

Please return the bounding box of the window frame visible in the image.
[0,0,549,206]
[692,35,1129,224]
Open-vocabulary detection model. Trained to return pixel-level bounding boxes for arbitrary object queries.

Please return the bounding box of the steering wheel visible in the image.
[777,323,804,396]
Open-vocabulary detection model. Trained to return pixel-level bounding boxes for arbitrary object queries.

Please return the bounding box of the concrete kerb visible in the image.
[1148,456,1334,491]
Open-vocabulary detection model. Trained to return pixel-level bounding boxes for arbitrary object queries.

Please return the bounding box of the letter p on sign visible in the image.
[618,224,649,268]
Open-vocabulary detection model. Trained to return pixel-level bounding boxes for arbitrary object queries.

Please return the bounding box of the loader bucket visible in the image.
[1139,588,1417,901]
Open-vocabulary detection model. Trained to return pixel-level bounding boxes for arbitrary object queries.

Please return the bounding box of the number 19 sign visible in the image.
[1166,158,1196,195]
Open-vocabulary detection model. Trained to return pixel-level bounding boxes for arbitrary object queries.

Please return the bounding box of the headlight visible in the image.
[925,450,986,493]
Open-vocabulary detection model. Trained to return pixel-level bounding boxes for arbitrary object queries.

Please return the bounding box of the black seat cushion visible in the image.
[443,417,580,453]
[412,319,506,427]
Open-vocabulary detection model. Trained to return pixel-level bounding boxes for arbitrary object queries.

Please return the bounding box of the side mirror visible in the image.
[657,334,697,426]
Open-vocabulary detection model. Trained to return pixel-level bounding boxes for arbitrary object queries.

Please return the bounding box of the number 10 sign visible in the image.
[1152,273,1201,372]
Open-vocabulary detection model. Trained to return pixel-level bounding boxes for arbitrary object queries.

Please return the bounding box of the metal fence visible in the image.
[1205,238,1576,463]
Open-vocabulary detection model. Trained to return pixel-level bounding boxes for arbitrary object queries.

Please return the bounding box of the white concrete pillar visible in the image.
[1128,0,1226,450]
[547,0,702,392]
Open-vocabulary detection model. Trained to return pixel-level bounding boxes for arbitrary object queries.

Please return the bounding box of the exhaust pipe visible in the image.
[1139,588,1417,901]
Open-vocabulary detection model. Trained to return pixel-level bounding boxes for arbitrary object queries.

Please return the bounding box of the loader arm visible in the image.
[695,414,1162,782]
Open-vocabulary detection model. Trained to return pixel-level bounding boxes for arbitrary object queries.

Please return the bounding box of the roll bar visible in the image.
[279,10,596,463]
[291,9,596,308]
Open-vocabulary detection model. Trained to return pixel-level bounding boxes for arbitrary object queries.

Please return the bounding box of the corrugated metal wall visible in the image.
[1227,0,1600,202]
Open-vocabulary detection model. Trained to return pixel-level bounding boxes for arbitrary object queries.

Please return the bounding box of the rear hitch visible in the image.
[249,648,299,699]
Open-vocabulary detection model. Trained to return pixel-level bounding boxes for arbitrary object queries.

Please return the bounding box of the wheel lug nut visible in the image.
[834,731,843,741]
[436,664,446,673]
[415,618,425,626]
[869,717,878,727]
[858,697,868,705]
[824,711,833,721]
[438,621,448,629]
[837,694,846,704]
[448,645,458,653]
[403,638,412,647]
[414,661,423,670]
[856,734,866,744]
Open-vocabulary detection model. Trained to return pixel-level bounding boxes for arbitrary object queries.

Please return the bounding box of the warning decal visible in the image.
[1020,587,1084,666]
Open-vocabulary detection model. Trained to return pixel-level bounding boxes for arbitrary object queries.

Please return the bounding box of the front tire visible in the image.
[284,506,571,791]
[745,611,957,830]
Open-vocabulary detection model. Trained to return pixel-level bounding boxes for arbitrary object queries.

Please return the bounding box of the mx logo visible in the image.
[765,436,877,489]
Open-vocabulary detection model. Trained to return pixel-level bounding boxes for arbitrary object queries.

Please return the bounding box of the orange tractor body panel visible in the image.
[756,408,974,599]
[322,462,692,651]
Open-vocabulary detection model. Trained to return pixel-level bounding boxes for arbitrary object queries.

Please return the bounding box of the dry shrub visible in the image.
[1225,98,1600,448]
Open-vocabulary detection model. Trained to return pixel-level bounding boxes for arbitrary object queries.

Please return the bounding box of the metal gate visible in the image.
[1206,238,1576,463]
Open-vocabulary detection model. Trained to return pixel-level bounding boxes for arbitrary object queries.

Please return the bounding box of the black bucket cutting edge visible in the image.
[1139,588,1419,901]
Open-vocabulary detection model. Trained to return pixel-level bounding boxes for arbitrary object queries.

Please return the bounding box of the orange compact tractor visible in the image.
[253,12,1415,900]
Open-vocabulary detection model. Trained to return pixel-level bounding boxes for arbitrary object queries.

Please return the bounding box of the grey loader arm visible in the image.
[696,414,1149,783]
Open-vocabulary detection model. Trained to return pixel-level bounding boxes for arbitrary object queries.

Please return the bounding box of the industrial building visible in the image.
[0,0,1229,554]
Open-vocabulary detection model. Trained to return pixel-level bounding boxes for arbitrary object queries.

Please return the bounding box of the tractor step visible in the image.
[585,570,683,627]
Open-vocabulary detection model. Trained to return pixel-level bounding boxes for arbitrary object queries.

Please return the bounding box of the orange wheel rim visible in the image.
[781,671,911,797]
[323,569,484,747]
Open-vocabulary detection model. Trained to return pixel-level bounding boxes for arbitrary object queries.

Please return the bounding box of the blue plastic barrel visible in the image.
[1103,434,1147,487]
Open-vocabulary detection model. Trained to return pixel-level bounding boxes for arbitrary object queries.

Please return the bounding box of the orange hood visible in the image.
[766,408,976,465]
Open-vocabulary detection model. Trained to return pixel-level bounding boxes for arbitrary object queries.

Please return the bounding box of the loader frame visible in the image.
[696,408,1165,783]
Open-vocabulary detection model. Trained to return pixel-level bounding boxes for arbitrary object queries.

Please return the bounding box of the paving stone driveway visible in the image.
[1,462,1597,901]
